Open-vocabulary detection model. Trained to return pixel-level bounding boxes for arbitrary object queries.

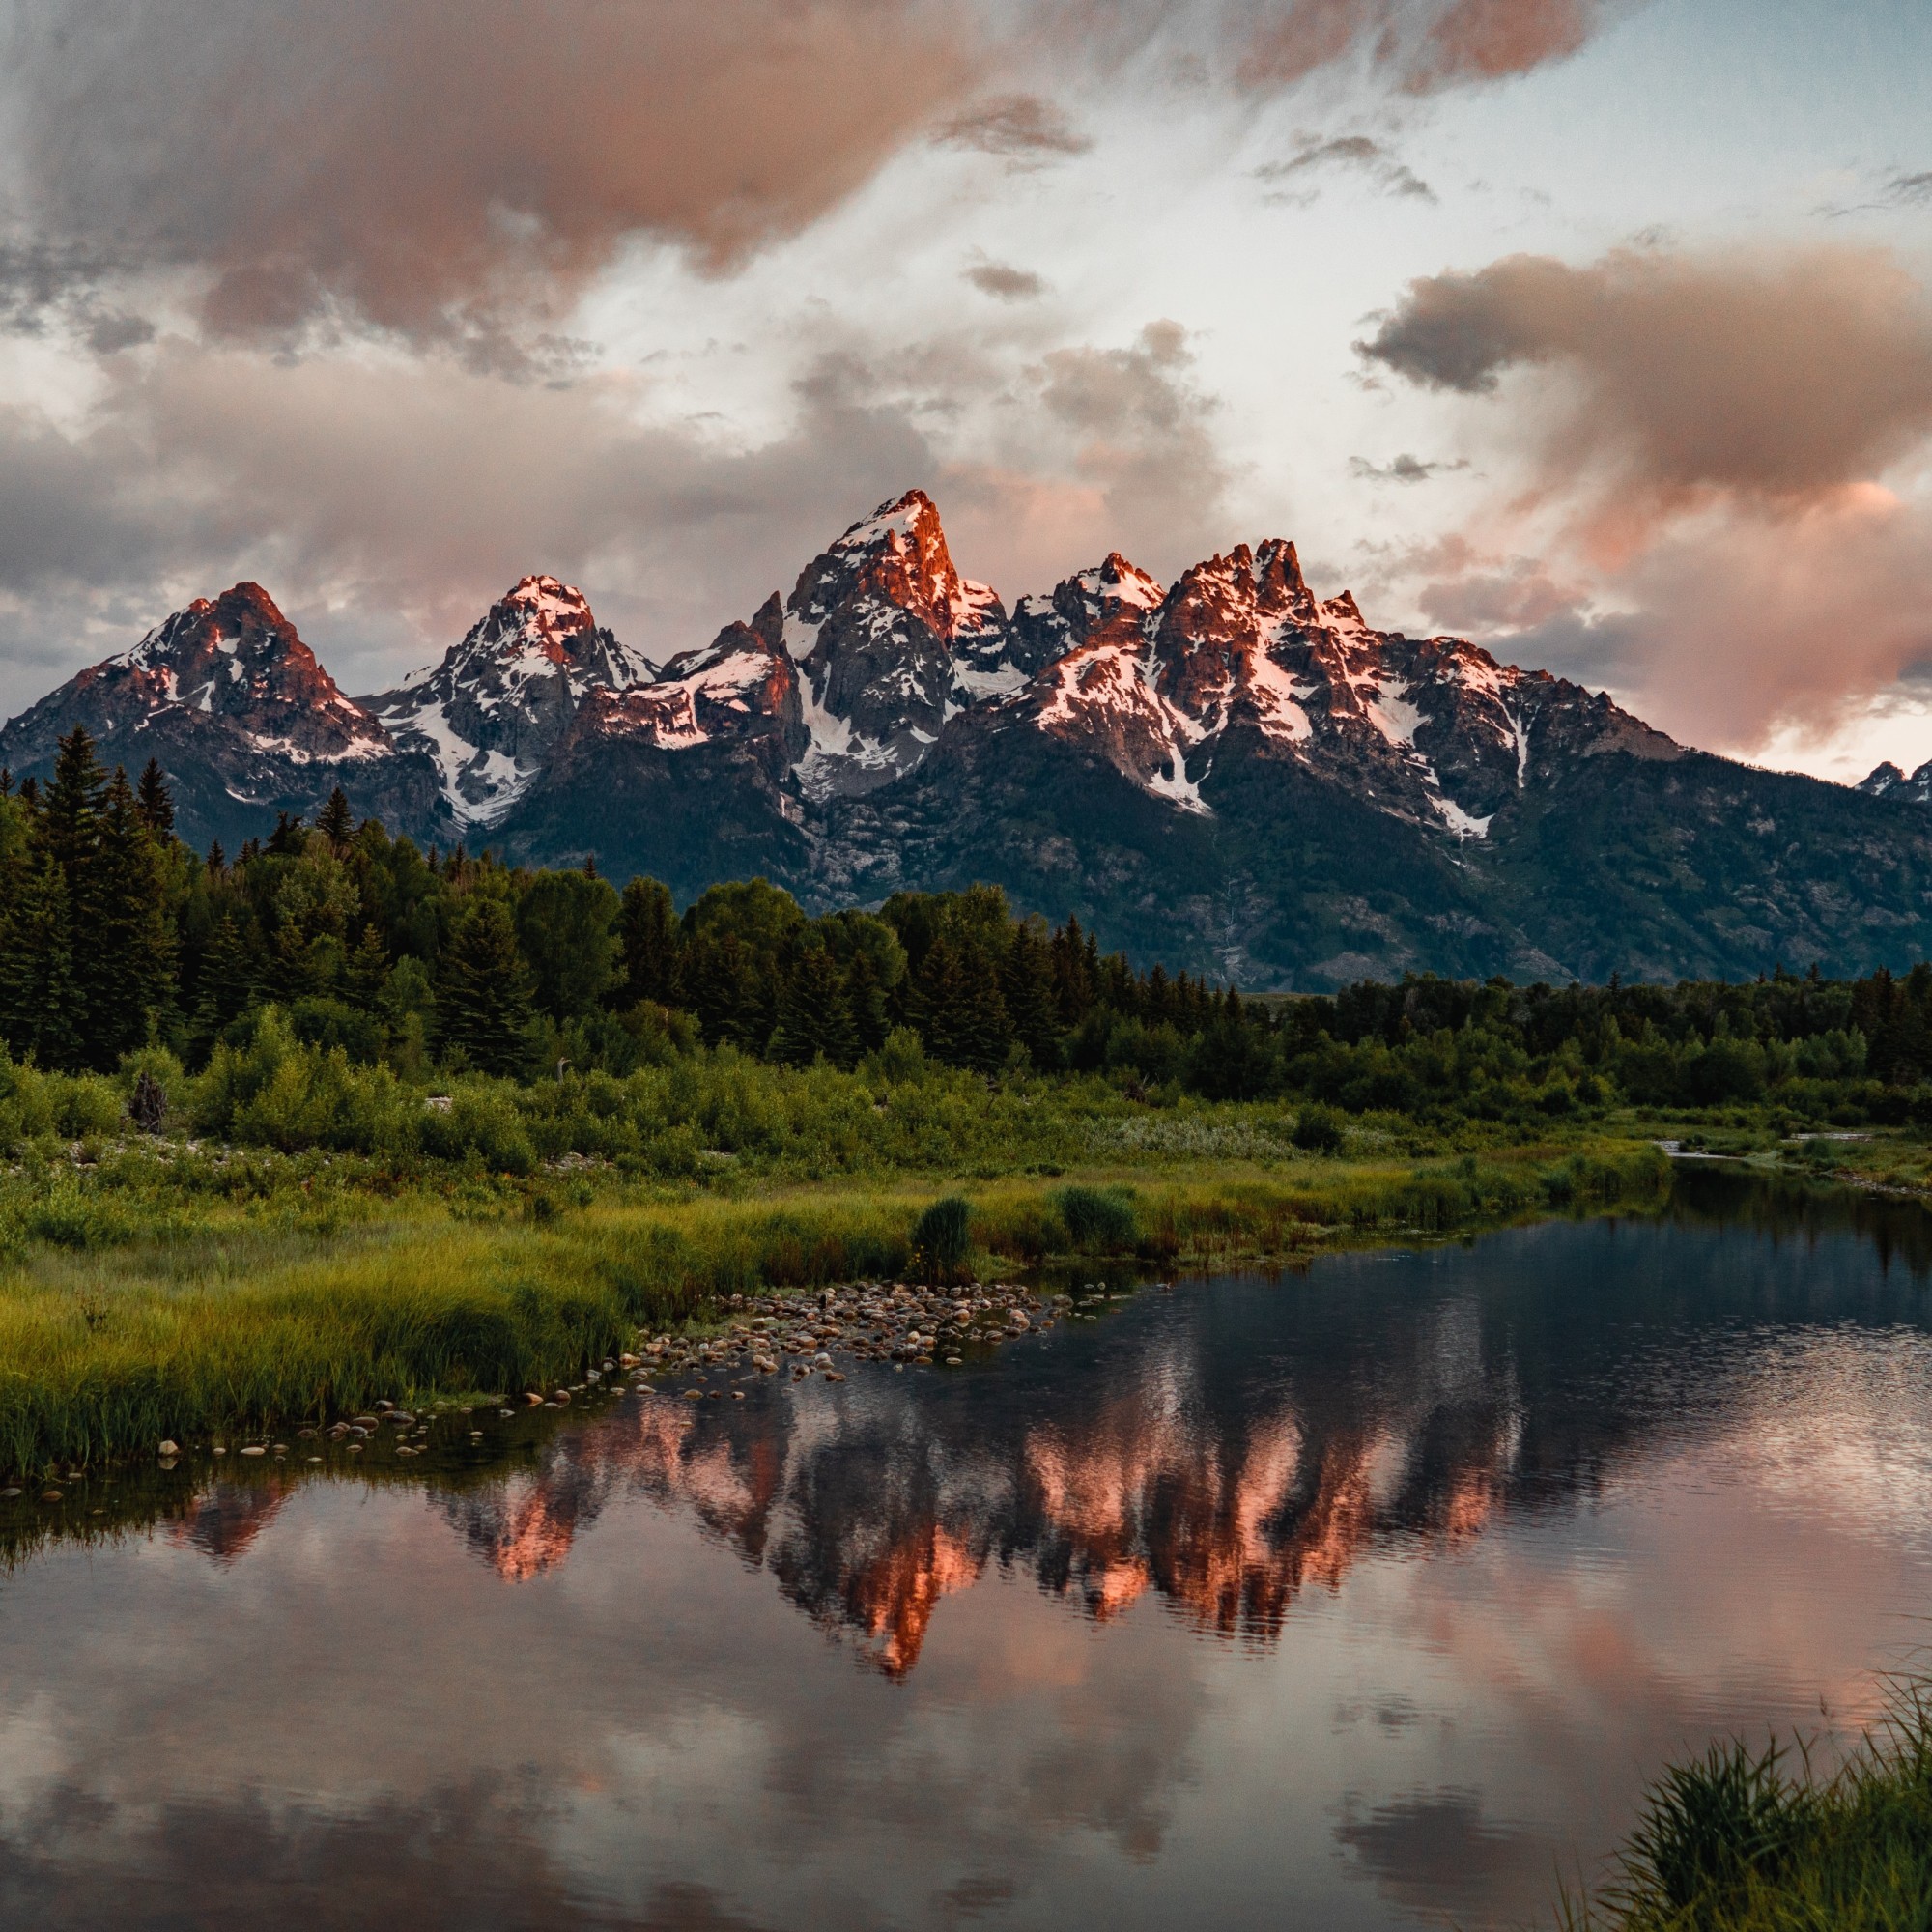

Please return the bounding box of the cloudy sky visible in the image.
[1,0,1929,780]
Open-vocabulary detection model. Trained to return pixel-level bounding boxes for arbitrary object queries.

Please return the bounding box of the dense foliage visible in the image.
[8,726,1932,1146]
[1571,1682,1932,1931]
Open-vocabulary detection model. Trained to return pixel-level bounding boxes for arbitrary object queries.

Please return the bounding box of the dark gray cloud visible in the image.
[1257,136,1435,203]
[964,261,1048,300]
[1350,452,1468,482]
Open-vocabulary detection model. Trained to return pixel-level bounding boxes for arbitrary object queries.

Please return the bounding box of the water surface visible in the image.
[4,1171,1932,1929]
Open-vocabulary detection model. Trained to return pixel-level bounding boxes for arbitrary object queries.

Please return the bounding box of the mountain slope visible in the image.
[0,582,442,852]
[364,575,656,832]
[13,496,1932,985]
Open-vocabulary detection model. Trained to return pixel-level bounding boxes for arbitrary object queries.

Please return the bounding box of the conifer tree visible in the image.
[193,911,260,1044]
[1002,921,1061,1070]
[317,786,355,850]
[437,897,535,1075]
[41,726,106,885]
[135,758,176,838]
[81,768,176,1065]
[913,932,1013,1071]
[617,876,682,1006]
[770,940,858,1067]
[843,946,894,1055]
[347,923,390,1009]
[0,851,80,1068]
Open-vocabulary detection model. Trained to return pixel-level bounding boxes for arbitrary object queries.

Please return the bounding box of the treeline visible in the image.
[8,724,1932,1127]
[0,729,1241,1088]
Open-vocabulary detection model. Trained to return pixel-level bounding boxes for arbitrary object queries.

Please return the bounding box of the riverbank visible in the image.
[0,1135,1669,1478]
[1568,1678,1932,1931]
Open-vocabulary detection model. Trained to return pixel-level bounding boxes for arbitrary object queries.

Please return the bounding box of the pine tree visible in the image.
[1002,921,1061,1070]
[618,876,682,1006]
[437,897,536,1075]
[79,768,175,1065]
[0,851,80,1068]
[193,912,260,1045]
[317,786,355,850]
[135,758,176,838]
[769,941,858,1067]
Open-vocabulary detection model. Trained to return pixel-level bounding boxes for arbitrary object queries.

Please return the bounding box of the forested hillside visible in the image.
[9,726,1932,1141]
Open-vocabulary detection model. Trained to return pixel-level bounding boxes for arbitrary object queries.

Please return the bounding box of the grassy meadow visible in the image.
[0,1033,1676,1476]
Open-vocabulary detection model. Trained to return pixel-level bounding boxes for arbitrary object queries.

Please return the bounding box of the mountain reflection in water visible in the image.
[4,1170,1932,1932]
[436,1170,1932,1682]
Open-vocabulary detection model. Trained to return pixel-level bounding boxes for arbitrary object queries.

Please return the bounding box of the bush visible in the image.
[1057,1184,1137,1250]
[910,1195,972,1282]
[1293,1102,1346,1153]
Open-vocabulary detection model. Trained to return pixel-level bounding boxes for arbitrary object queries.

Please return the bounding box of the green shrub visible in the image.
[1293,1102,1346,1153]
[910,1195,972,1281]
[1057,1184,1137,1250]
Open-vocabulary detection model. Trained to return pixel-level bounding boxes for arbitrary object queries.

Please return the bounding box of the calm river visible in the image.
[4,1170,1932,1929]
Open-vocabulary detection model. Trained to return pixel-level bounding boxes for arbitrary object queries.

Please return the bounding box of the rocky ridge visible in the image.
[9,491,1932,984]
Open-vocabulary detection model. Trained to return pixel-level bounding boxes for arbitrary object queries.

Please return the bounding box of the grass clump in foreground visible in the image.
[1567,1679,1932,1931]
[0,1139,1668,1477]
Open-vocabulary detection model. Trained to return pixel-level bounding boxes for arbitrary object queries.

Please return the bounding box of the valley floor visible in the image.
[0,1128,1671,1480]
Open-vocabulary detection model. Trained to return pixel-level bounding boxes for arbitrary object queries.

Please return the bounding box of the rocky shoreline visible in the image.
[628,1281,1076,1397]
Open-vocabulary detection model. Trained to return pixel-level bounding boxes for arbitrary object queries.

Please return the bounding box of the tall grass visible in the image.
[1566,1679,1932,1930]
[0,1142,1668,1476]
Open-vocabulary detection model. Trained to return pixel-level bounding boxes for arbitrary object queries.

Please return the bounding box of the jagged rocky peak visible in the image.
[574,593,804,763]
[367,573,656,830]
[998,533,1679,842]
[785,490,989,646]
[434,574,654,696]
[778,489,1025,801]
[1859,759,1932,804]
[90,581,386,759]
[1012,552,1165,664]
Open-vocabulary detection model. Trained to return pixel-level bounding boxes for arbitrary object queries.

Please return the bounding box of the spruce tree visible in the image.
[193,912,260,1045]
[80,769,175,1065]
[617,876,681,1005]
[437,897,535,1075]
[0,852,80,1068]
[913,933,1012,1071]
[317,786,355,850]
[769,941,858,1067]
[135,758,176,838]
[41,726,105,885]
[1002,921,1061,1070]
[347,923,390,1009]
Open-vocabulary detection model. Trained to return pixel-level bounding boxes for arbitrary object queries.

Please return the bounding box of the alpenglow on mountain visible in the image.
[9,490,1932,988]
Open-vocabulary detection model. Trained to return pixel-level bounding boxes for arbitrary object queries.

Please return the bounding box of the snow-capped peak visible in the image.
[366,576,656,828]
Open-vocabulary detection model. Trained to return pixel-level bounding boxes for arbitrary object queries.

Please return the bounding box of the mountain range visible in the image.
[7,489,1932,988]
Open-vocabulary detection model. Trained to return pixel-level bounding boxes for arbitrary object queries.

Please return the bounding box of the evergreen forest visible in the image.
[8,726,1932,1145]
